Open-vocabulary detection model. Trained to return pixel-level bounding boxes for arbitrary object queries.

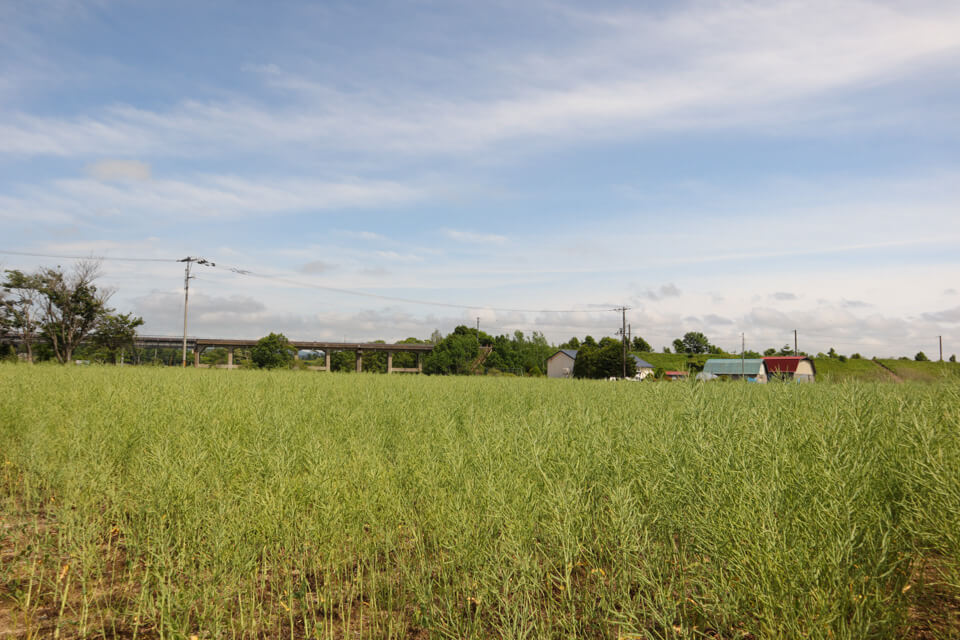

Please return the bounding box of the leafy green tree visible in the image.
[92,312,144,364]
[583,335,597,347]
[572,340,636,379]
[36,261,112,364]
[559,336,580,350]
[915,351,929,362]
[850,353,862,359]
[423,327,480,375]
[662,346,671,353]
[679,332,710,354]
[950,354,956,363]
[392,337,429,369]
[2,269,44,362]
[631,335,652,352]
[764,348,777,356]
[252,333,296,369]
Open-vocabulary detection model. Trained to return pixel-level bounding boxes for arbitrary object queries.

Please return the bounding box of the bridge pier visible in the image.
[325,350,331,371]
[227,348,234,367]
[355,350,363,373]
[193,348,200,368]
[387,352,393,373]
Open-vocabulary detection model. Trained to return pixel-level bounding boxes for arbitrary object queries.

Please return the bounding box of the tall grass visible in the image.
[1,365,958,638]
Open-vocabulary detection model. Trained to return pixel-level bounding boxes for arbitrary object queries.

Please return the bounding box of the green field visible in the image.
[876,359,960,383]
[811,357,898,382]
[2,366,959,639]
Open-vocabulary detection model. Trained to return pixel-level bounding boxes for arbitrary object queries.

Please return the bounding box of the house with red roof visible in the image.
[762,356,816,382]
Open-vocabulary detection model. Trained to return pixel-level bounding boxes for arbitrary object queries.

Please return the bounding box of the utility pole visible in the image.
[477,317,480,333]
[613,306,631,378]
[940,335,943,361]
[794,329,798,356]
[740,333,747,380]
[178,257,215,368]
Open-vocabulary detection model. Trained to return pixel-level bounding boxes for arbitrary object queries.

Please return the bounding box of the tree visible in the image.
[630,335,652,352]
[423,327,480,375]
[252,333,296,369]
[679,332,711,354]
[672,338,684,353]
[92,312,144,364]
[572,340,636,379]
[430,329,443,344]
[950,354,956,363]
[36,261,112,364]
[559,337,580,350]
[915,351,929,362]
[2,270,44,362]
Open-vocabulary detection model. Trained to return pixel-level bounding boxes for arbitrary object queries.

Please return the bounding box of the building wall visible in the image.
[794,360,815,382]
[547,353,575,378]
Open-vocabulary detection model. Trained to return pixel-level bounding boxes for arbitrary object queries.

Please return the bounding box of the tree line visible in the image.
[1,261,143,364]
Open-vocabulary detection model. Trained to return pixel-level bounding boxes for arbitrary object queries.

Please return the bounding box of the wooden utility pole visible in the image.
[613,306,631,378]
[794,329,798,356]
[178,257,215,367]
[940,335,943,361]
[740,333,747,380]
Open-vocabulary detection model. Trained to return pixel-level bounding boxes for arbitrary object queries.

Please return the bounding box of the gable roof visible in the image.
[549,349,578,360]
[763,356,815,374]
[631,355,654,369]
[702,358,767,376]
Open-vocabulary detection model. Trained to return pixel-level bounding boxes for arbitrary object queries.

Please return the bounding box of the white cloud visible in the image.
[299,260,335,275]
[444,229,508,244]
[1,174,428,223]
[2,1,958,159]
[772,292,797,301]
[86,159,151,181]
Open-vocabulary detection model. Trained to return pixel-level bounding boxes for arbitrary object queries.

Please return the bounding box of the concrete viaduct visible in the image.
[135,336,433,372]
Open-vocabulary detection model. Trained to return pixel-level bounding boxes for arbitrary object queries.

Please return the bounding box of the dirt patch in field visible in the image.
[905,557,960,639]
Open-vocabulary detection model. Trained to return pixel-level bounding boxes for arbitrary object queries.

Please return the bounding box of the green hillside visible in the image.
[634,352,739,372]
[812,357,896,382]
[876,359,960,382]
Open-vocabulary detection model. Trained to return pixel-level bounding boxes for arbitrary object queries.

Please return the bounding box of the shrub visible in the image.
[251,333,296,369]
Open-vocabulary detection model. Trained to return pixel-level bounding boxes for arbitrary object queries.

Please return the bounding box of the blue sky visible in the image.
[2,0,959,356]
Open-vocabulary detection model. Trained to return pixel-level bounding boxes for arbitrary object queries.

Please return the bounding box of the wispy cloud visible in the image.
[641,283,681,301]
[86,159,151,181]
[444,229,508,244]
[0,174,428,223]
[3,1,958,159]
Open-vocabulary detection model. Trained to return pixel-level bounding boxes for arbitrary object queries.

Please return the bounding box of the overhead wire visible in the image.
[0,248,614,314]
[0,249,176,263]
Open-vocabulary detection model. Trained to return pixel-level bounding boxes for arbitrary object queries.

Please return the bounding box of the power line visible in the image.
[0,248,620,313]
[0,249,175,263]
[208,262,610,314]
